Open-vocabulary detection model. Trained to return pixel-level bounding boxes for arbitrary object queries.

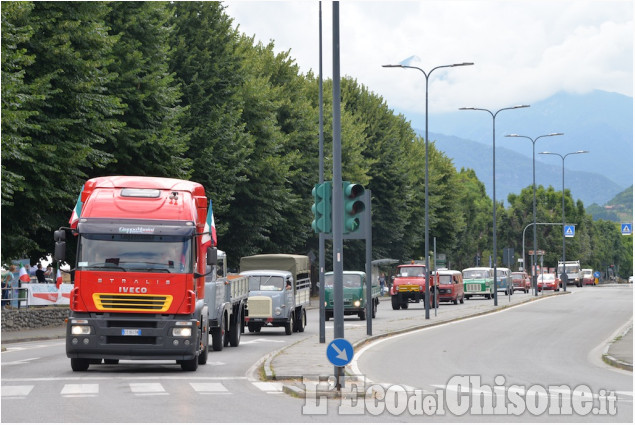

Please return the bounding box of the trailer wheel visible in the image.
[211,315,224,351]
[297,309,306,332]
[229,315,241,347]
[70,358,90,372]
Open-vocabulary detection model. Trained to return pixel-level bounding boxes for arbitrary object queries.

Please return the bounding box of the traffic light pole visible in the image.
[331,2,344,391]
[364,190,372,336]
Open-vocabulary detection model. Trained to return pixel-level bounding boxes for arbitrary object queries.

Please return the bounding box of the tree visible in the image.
[103,1,190,178]
[1,1,123,261]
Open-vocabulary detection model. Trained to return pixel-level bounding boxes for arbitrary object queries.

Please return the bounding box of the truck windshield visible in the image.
[464,270,488,279]
[438,275,454,284]
[77,234,192,273]
[324,275,362,288]
[247,276,284,291]
[399,267,425,277]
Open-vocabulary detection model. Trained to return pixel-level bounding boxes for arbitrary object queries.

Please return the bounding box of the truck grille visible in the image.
[398,285,418,292]
[92,293,172,312]
[248,296,272,317]
[466,284,482,292]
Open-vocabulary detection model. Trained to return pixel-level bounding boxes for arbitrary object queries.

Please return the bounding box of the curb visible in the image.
[602,321,633,372]
[277,291,569,398]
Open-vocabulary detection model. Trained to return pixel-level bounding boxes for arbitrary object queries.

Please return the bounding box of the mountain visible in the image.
[410,90,632,206]
[427,133,625,206]
[586,186,633,222]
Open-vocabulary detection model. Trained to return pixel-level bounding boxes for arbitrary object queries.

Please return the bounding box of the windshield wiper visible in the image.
[129,268,171,273]
[84,263,127,272]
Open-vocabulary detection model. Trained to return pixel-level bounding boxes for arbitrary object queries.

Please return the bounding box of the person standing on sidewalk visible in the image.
[1,267,12,308]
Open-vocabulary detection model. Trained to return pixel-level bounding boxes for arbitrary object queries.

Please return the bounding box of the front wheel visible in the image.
[285,314,294,335]
[391,295,400,310]
[211,315,225,351]
[198,321,209,365]
[181,354,198,371]
[372,299,377,318]
[70,358,90,372]
[358,309,366,320]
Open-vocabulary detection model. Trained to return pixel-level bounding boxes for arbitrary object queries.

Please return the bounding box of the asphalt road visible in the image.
[352,285,633,422]
[1,286,631,422]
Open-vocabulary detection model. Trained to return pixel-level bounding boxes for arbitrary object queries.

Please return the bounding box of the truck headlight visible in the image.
[71,325,91,335]
[353,300,361,307]
[172,327,192,337]
[275,307,282,316]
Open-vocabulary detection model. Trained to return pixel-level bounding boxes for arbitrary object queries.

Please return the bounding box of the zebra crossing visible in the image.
[1,378,285,399]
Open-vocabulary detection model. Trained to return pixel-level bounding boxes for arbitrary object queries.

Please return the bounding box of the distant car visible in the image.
[629,276,634,284]
[537,273,560,292]
[436,269,464,305]
[581,269,595,286]
[511,271,531,293]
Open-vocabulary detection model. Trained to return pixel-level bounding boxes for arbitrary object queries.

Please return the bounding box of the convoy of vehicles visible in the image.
[537,273,561,291]
[557,260,582,287]
[436,269,464,304]
[55,176,217,372]
[462,267,494,299]
[511,271,531,293]
[323,271,380,320]
[581,268,595,286]
[241,254,311,335]
[390,263,439,310]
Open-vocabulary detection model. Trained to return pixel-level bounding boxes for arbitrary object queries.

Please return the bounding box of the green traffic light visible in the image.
[342,181,365,233]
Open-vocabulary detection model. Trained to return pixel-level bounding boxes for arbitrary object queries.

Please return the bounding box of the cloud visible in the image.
[225,0,633,114]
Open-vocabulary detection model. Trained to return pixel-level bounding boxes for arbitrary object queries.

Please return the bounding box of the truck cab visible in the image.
[323,271,379,320]
[390,263,439,310]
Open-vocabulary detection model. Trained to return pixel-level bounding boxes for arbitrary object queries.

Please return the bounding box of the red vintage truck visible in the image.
[54,176,217,371]
[390,262,439,310]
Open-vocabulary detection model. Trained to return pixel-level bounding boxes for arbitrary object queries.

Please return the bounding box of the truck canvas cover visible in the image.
[240,254,309,277]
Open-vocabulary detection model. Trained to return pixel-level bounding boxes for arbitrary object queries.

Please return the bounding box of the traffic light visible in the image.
[342,181,365,233]
[311,182,332,233]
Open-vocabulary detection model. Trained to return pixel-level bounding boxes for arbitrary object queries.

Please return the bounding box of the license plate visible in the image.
[122,329,141,336]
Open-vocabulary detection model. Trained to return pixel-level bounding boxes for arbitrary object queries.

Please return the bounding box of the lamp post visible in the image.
[383,61,473,319]
[539,150,589,291]
[506,133,563,296]
[459,105,530,305]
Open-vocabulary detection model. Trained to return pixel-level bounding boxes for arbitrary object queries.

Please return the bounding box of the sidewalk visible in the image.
[603,321,633,371]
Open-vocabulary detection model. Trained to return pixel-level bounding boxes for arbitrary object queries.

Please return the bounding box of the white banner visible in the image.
[24,283,73,306]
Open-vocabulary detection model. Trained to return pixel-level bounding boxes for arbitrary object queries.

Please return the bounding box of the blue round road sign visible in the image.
[594,271,601,279]
[326,338,354,367]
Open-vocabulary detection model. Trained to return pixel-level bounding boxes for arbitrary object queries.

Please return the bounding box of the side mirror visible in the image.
[54,229,66,242]
[54,241,66,262]
[206,247,217,266]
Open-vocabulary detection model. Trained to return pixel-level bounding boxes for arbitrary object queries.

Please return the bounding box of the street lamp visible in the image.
[538,150,589,291]
[383,61,473,319]
[506,133,563,296]
[459,105,530,306]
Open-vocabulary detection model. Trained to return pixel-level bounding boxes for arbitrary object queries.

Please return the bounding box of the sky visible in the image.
[224,0,633,117]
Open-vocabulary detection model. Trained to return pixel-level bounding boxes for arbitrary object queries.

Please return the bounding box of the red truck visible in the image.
[54,176,217,372]
[390,263,439,310]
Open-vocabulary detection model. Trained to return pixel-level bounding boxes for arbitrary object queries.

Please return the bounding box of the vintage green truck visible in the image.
[323,271,379,320]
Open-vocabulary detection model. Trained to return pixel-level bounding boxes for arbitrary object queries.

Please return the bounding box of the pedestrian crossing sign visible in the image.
[621,223,632,236]
[564,225,575,238]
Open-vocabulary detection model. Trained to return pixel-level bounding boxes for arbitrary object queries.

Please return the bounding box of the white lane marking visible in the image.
[61,383,99,398]
[251,381,284,394]
[240,338,286,345]
[2,357,40,366]
[190,382,230,395]
[130,382,167,396]
[1,385,33,398]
